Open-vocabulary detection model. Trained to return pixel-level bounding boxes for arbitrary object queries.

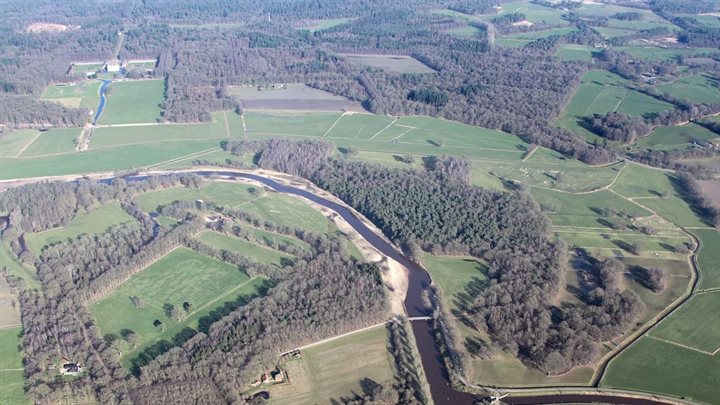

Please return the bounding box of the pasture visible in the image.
[136,182,255,212]
[244,111,340,136]
[556,45,597,62]
[656,74,720,104]
[90,248,266,363]
[229,84,360,111]
[636,123,717,151]
[17,128,81,156]
[0,242,41,292]
[695,229,720,290]
[267,325,396,404]
[649,293,720,353]
[610,163,675,198]
[0,130,40,158]
[41,80,100,110]
[601,337,720,404]
[472,351,595,387]
[340,54,436,74]
[300,18,352,32]
[89,119,230,149]
[196,230,294,266]
[24,202,135,254]
[420,254,487,313]
[98,79,165,125]
[237,223,311,253]
[0,327,28,405]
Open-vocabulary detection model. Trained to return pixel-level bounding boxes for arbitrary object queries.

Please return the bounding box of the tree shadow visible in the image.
[612,239,634,254]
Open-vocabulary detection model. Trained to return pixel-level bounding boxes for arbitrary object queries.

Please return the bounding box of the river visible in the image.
[103,170,680,405]
[92,79,112,125]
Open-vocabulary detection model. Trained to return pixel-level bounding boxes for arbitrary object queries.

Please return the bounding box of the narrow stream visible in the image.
[92,79,112,125]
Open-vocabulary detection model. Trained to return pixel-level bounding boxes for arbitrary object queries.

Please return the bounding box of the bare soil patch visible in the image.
[25,23,78,33]
[512,20,534,27]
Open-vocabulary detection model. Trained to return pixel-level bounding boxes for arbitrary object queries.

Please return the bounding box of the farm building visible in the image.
[104,59,121,72]
[61,363,82,375]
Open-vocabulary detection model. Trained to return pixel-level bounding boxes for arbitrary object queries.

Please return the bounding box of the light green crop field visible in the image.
[18,128,81,157]
[421,254,487,314]
[615,91,675,118]
[601,337,720,404]
[91,248,266,363]
[504,27,577,40]
[98,80,165,125]
[340,54,436,74]
[556,45,597,61]
[239,192,330,234]
[268,325,396,405]
[0,242,41,292]
[649,293,720,353]
[325,113,395,140]
[594,27,635,39]
[695,229,720,290]
[41,80,100,110]
[656,74,720,104]
[0,327,28,405]
[136,182,255,212]
[0,130,39,158]
[244,111,340,136]
[636,123,718,151]
[616,46,718,62]
[196,230,294,266]
[90,118,229,149]
[638,197,708,228]
[611,163,675,198]
[24,202,135,254]
[300,17,353,32]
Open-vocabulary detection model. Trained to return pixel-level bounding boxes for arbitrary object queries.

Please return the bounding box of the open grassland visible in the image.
[18,128,81,156]
[24,202,135,254]
[531,188,651,227]
[267,326,396,404]
[611,163,675,198]
[492,1,568,25]
[325,114,395,140]
[41,80,100,110]
[0,276,20,327]
[695,229,720,290]
[421,254,487,313]
[615,46,718,62]
[594,27,635,39]
[649,293,720,353]
[98,80,164,125]
[0,327,28,405]
[636,123,718,151]
[656,74,720,104]
[638,197,708,228]
[503,27,577,41]
[136,182,255,211]
[0,130,39,158]
[137,182,330,234]
[0,242,41,292]
[471,349,595,387]
[340,54,436,74]
[90,119,229,149]
[556,45,598,62]
[601,337,720,404]
[244,111,340,136]
[300,17,352,32]
[90,248,266,363]
[196,231,294,266]
[235,223,311,253]
[229,84,347,101]
[558,70,674,141]
[684,15,720,28]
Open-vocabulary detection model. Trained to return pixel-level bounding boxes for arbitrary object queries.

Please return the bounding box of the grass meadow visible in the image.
[196,230,294,266]
[90,248,267,364]
[98,79,165,125]
[420,254,487,314]
[267,325,396,404]
[0,327,28,405]
[656,74,720,104]
[24,202,135,254]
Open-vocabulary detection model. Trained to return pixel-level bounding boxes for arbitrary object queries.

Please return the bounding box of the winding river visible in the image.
[92,79,112,125]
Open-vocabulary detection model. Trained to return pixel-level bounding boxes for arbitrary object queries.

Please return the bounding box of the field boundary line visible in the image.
[279,320,388,356]
[241,114,247,139]
[521,144,539,162]
[14,131,42,157]
[368,118,398,140]
[321,112,347,137]
[387,126,415,142]
[223,111,230,137]
[0,323,21,329]
[645,335,715,356]
[149,147,222,169]
[695,287,720,294]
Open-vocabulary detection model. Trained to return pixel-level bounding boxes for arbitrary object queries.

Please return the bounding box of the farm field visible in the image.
[90,248,267,364]
[0,327,28,405]
[267,325,396,404]
[136,181,255,212]
[300,17,352,32]
[636,123,718,151]
[24,202,135,254]
[556,45,597,61]
[229,84,361,111]
[98,79,165,125]
[90,118,230,149]
[244,111,340,136]
[420,254,487,313]
[339,54,436,74]
[503,27,577,41]
[694,229,720,290]
[649,293,720,353]
[615,46,718,62]
[0,129,40,158]
[41,80,100,110]
[0,242,41,291]
[601,336,720,404]
[17,128,81,156]
[656,74,720,104]
[237,223,311,252]
[196,230,294,266]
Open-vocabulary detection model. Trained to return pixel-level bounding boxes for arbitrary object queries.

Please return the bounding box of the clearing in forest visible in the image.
[90,247,268,364]
[196,230,294,266]
[97,80,165,125]
[267,325,396,405]
[340,54,436,74]
[41,80,101,110]
[0,327,28,405]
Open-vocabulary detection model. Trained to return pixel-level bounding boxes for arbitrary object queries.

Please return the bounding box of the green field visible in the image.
[237,223,311,253]
[196,231,293,266]
[325,113,395,140]
[616,46,718,62]
[0,242,41,291]
[90,118,230,149]
[638,196,708,228]
[340,54,436,74]
[41,80,100,110]
[98,80,165,125]
[656,74,720,104]
[24,202,135,253]
[244,111,340,136]
[504,27,577,40]
[636,123,718,151]
[18,128,81,156]
[594,27,635,39]
[421,254,487,313]
[649,293,720,353]
[0,327,28,405]
[695,229,720,290]
[268,325,396,404]
[0,130,39,158]
[611,163,675,198]
[300,17,352,32]
[91,248,266,363]
[556,45,598,62]
[137,182,255,211]
[602,337,720,404]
